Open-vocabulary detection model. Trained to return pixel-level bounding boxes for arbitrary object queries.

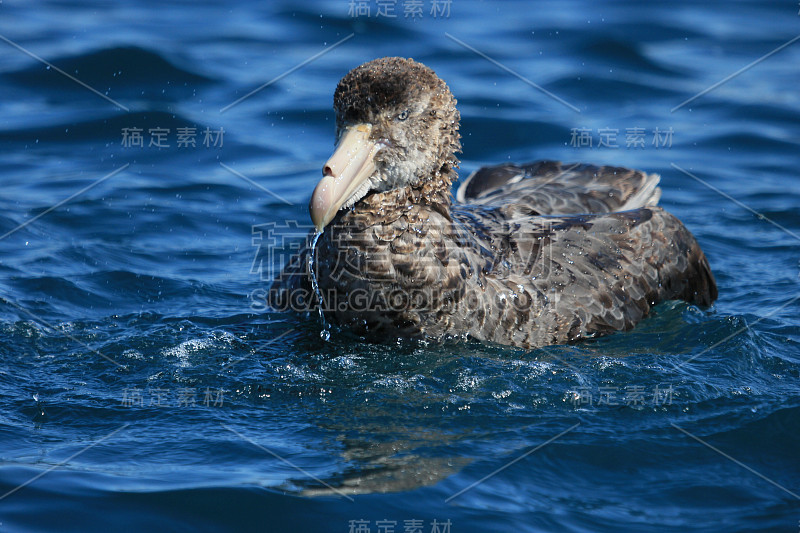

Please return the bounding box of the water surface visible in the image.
[0,1,799,531]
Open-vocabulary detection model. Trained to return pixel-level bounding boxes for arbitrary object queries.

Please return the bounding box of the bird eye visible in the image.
[397,109,409,121]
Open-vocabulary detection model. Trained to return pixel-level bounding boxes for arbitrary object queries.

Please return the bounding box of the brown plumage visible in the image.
[269,57,717,349]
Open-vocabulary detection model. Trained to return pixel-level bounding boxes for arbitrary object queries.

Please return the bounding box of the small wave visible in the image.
[578,37,685,78]
[163,330,238,368]
[693,132,800,154]
[549,73,681,101]
[0,110,203,143]
[4,45,215,89]
[460,118,571,157]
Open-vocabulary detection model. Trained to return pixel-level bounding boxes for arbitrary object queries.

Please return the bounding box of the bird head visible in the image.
[309,57,461,231]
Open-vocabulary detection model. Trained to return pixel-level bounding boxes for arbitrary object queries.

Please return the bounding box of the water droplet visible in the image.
[308,231,331,341]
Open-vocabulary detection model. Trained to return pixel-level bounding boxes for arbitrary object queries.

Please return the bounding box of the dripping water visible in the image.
[308,231,331,341]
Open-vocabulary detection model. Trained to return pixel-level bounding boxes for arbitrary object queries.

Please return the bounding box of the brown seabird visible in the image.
[269,57,717,349]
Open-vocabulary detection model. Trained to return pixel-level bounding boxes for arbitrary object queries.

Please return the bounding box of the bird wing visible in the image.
[455,160,662,215]
[448,205,716,346]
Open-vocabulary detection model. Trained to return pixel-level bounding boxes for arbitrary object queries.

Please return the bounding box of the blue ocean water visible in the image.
[0,1,799,531]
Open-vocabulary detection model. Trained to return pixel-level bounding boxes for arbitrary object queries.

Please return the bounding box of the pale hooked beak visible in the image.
[309,124,382,231]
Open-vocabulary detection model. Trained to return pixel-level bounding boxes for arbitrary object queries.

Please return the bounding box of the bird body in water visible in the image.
[270,57,717,349]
